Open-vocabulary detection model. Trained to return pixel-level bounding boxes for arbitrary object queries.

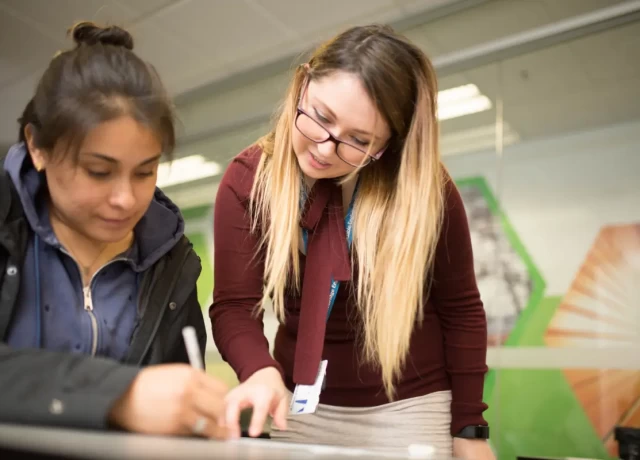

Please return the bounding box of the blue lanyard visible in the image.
[301,181,358,321]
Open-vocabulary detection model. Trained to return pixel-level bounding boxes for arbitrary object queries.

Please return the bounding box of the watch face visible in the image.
[458,425,490,439]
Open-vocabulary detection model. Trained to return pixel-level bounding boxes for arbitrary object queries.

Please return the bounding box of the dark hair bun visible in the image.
[69,21,134,50]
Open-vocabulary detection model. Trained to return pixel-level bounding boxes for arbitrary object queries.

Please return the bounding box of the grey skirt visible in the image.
[270,390,453,458]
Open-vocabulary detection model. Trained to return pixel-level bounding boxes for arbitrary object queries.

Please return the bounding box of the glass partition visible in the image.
[176,8,640,458]
[482,20,640,460]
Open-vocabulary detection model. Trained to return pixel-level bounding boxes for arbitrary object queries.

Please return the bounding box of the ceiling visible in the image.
[165,0,640,159]
[1,0,638,198]
[438,17,640,152]
[0,0,460,148]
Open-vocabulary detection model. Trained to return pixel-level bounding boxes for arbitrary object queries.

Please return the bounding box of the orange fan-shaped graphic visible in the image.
[544,223,640,457]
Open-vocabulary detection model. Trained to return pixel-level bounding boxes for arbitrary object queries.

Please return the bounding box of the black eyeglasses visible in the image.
[295,80,387,167]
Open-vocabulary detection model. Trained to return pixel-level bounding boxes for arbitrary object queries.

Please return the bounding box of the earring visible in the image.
[34,161,44,172]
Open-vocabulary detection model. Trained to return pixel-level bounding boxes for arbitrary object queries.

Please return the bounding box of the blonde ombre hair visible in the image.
[250,25,446,400]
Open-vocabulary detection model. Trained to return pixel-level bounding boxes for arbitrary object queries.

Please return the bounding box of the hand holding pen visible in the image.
[107,327,229,439]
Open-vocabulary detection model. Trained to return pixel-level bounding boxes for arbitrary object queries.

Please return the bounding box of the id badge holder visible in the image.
[289,360,328,415]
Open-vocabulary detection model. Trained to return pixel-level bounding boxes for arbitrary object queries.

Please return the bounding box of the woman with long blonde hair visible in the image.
[211,24,492,459]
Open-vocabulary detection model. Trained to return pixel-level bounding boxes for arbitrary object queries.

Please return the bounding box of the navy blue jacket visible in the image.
[0,144,207,429]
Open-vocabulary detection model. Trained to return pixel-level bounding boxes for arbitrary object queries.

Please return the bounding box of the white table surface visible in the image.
[0,423,441,459]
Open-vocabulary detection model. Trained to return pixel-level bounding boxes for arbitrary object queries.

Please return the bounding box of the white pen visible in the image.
[181,326,204,369]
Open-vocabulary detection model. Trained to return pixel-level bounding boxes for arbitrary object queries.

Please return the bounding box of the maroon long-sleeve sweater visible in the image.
[210,146,489,435]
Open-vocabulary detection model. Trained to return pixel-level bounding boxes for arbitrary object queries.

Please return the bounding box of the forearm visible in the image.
[210,305,282,382]
[0,344,139,429]
[435,282,489,434]
[442,321,489,434]
[211,151,282,382]
[432,178,490,434]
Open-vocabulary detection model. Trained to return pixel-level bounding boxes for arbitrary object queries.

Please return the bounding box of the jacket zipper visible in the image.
[62,248,125,357]
[82,286,98,356]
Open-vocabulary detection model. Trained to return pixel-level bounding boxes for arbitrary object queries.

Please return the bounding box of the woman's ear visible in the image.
[24,124,47,172]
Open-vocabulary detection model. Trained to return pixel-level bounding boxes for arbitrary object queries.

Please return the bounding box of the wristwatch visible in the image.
[454,425,490,439]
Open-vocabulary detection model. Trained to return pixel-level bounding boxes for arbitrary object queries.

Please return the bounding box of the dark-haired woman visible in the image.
[0,22,228,439]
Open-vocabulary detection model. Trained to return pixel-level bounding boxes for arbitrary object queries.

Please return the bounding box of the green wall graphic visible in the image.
[455,177,546,347]
[182,204,214,309]
[484,296,611,460]
[460,178,638,460]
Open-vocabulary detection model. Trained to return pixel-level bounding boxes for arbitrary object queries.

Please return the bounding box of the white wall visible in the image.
[445,118,640,296]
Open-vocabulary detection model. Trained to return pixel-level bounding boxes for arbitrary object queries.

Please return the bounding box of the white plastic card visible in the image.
[289,360,328,415]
